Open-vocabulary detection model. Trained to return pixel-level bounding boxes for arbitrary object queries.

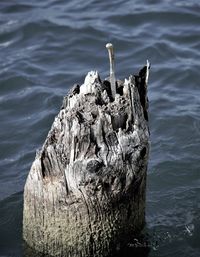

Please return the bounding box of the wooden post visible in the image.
[23,59,150,257]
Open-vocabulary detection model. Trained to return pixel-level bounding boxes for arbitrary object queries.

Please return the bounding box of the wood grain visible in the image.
[23,65,150,257]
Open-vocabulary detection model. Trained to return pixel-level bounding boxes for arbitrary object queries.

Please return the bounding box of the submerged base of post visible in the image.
[23,66,150,257]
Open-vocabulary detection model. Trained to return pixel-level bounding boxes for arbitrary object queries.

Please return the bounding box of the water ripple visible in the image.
[0,0,200,256]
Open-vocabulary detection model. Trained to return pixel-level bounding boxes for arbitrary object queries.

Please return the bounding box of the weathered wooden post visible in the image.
[23,44,150,257]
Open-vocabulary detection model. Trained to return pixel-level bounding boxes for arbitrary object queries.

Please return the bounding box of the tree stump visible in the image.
[23,63,150,257]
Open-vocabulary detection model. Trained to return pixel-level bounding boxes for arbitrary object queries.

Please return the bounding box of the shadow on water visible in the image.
[0,191,23,257]
[116,241,151,257]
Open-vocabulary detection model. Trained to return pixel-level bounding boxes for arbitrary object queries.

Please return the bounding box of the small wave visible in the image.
[0,192,22,224]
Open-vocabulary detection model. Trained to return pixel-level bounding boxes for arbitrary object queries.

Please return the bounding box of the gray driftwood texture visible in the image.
[23,65,150,257]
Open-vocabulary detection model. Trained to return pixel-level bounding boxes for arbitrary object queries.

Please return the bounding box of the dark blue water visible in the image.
[0,0,200,256]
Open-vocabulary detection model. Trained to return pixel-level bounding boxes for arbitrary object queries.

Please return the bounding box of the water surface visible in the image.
[0,0,200,256]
